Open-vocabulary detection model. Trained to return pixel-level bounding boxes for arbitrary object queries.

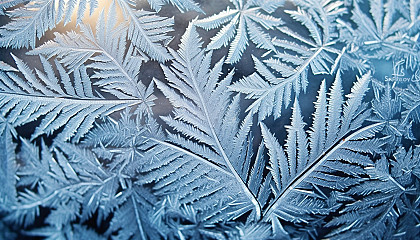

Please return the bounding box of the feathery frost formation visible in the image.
[0,0,419,239]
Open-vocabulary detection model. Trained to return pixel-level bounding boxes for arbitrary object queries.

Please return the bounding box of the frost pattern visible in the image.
[0,0,419,239]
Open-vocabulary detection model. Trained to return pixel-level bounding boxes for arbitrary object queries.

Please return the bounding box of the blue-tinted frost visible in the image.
[0,0,419,239]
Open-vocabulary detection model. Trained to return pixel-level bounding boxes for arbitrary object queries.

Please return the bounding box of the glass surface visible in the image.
[0,0,419,239]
